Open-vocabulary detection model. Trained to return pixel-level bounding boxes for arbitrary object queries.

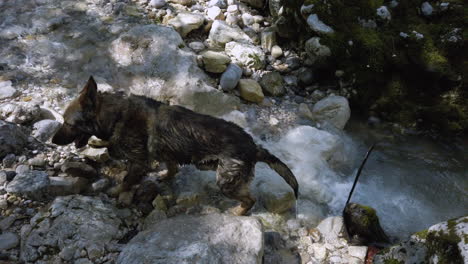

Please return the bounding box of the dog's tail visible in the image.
[256,146,299,199]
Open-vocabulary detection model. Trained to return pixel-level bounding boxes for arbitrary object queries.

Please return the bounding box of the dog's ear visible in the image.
[79,76,98,108]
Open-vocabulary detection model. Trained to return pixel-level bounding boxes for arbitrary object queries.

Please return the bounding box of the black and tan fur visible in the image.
[52,76,299,215]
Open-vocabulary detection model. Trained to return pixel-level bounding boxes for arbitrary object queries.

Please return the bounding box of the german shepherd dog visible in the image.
[52,77,298,215]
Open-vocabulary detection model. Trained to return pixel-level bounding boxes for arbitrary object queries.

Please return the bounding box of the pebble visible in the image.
[149,0,166,8]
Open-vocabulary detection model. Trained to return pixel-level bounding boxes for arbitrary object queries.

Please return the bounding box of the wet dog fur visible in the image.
[52,76,298,215]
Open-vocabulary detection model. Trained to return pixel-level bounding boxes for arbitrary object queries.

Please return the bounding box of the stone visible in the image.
[271,45,283,59]
[305,37,331,65]
[0,120,28,159]
[243,27,260,44]
[259,72,285,96]
[80,147,110,163]
[207,6,224,20]
[0,80,18,99]
[28,155,46,167]
[92,178,110,192]
[240,0,264,9]
[348,246,367,261]
[343,203,389,245]
[188,41,205,52]
[0,232,19,250]
[6,170,50,200]
[238,79,264,103]
[306,14,334,34]
[0,171,7,186]
[298,103,313,120]
[376,6,391,20]
[117,214,264,264]
[208,0,227,8]
[200,51,231,73]
[48,176,88,196]
[2,153,16,168]
[208,20,252,48]
[0,215,16,230]
[225,41,265,69]
[311,96,351,129]
[298,68,314,86]
[0,102,41,124]
[225,13,239,26]
[311,243,328,260]
[32,119,61,142]
[149,0,166,8]
[261,28,277,52]
[316,216,347,243]
[220,63,243,91]
[15,164,29,174]
[168,0,192,6]
[167,13,204,37]
[21,195,125,263]
[61,162,97,178]
[242,13,254,26]
[421,2,433,16]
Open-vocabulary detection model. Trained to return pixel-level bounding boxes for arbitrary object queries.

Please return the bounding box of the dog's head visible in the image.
[52,76,99,148]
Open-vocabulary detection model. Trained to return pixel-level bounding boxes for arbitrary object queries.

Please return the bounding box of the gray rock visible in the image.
[0,80,18,99]
[238,79,264,103]
[149,0,166,8]
[311,95,351,129]
[306,14,334,34]
[220,64,243,91]
[376,6,391,20]
[261,28,277,52]
[48,176,88,196]
[15,164,29,174]
[285,57,301,70]
[32,119,61,142]
[305,37,331,65]
[61,162,97,178]
[189,41,206,53]
[421,2,433,16]
[0,120,28,159]
[0,232,19,250]
[0,171,7,186]
[243,27,260,45]
[260,72,285,96]
[167,0,192,6]
[28,155,46,167]
[167,13,204,37]
[6,170,50,200]
[92,178,110,192]
[80,147,110,163]
[2,153,16,168]
[21,195,126,263]
[200,51,231,73]
[117,214,264,264]
[225,41,265,69]
[208,0,227,8]
[298,68,314,86]
[0,102,41,124]
[208,20,252,48]
[298,103,314,120]
[242,13,255,26]
[0,215,17,231]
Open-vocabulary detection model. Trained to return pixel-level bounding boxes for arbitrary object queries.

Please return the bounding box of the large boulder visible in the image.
[225,41,265,69]
[21,195,127,263]
[208,20,252,48]
[374,216,467,264]
[167,13,204,37]
[0,120,29,159]
[117,214,264,264]
[311,95,351,129]
[5,170,50,200]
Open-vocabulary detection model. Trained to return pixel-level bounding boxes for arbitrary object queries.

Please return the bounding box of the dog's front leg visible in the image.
[121,162,147,191]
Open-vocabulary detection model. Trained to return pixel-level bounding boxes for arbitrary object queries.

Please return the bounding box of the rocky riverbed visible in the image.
[0,0,466,263]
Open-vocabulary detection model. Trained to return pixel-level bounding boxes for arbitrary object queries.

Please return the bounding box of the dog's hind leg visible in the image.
[216,159,256,216]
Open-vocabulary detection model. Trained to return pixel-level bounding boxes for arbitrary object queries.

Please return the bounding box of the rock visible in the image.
[0,215,16,230]
[200,51,231,73]
[28,155,46,167]
[208,0,227,8]
[208,20,252,48]
[61,162,97,178]
[188,41,206,52]
[285,57,301,70]
[238,79,264,103]
[15,164,29,174]
[0,232,19,250]
[271,45,283,59]
[242,13,255,26]
[21,195,125,263]
[48,177,88,196]
[6,170,50,200]
[240,0,264,9]
[421,2,433,16]
[167,13,204,37]
[207,6,224,20]
[343,203,389,245]
[348,246,368,261]
[0,102,40,125]
[317,216,348,243]
[32,119,61,142]
[225,41,265,69]
[220,63,243,91]
[305,37,331,65]
[92,178,110,192]
[259,72,285,96]
[0,80,18,99]
[149,0,166,8]
[374,216,467,264]
[0,171,7,186]
[80,147,110,163]
[243,27,260,44]
[117,214,264,264]
[0,120,28,159]
[311,96,351,129]
[311,243,328,260]
[298,103,313,120]
[2,153,16,168]
[261,28,277,52]
[376,6,391,20]
[167,0,192,6]
[306,14,334,34]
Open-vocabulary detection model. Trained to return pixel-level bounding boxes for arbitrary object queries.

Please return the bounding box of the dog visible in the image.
[52,76,299,215]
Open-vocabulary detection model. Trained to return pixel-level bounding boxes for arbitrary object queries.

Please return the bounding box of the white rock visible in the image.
[225,41,265,69]
[311,95,350,130]
[306,14,334,34]
[242,13,254,26]
[149,0,166,8]
[208,0,227,8]
[167,13,204,37]
[376,6,391,20]
[207,6,224,20]
[421,2,433,16]
[311,243,328,260]
[0,81,18,99]
[305,37,331,64]
[316,216,347,242]
[348,246,368,261]
[271,45,283,59]
[227,4,239,14]
[208,20,252,48]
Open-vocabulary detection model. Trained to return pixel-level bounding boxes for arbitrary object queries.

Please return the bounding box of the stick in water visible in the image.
[344,143,377,209]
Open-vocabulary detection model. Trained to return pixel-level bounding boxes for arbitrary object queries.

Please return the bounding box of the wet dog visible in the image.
[52,76,298,215]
